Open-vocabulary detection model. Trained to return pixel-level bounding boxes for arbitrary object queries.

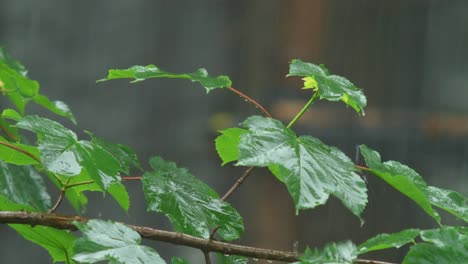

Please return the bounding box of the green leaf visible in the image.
[359,145,468,223]
[215,128,247,166]
[403,227,468,264]
[0,47,75,121]
[235,116,367,219]
[425,186,468,223]
[0,116,20,141]
[10,225,76,263]
[86,131,142,173]
[0,136,40,165]
[287,59,366,114]
[171,257,190,264]
[216,254,248,264]
[2,108,22,121]
[142,156,244,241]
[32,95,76,124]
[0,194,34,211]
[0,47,28,76]
[16,116,139,190]
[0,161,51,211]
[73,220,165,264]
[296,241,358,264]
[358,229,420,253]
[359,145,441,223]
[98,65,232,93]
[62,170,130,212]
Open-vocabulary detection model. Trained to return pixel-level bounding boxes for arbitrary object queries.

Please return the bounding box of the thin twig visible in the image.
[203,250,212,264]
[227,86,272,118]
[0,211,397,264]
[0,124,18,141]
[48,179,70,214]
[221,167,255,201]
[0,140,41,163]
[121,176,142,181]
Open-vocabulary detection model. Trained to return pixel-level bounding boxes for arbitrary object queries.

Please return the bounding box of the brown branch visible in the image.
[0,140,41,163]
[0,211,395,263]
[0,211,397,264]
[227,86,272,118]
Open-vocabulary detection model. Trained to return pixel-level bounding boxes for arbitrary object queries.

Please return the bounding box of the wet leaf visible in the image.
[0,47,75,122]
[296,241,358,264]
[0,161,50,211]
[287,59,366,114]
[73,220,165,264]
[360,145,468,223]
[142,156,244,241]
[234,116,367,219]
[11,225,76,263]
[16,116,139,190]
[358,229,420,253]
[425,186,468,223]
[98,65,231,93]
[403,227,468,264]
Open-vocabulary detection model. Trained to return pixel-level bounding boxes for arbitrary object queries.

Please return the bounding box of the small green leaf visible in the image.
[0,161,51,211]
[215,128,247,166]
[2,108,22,121]
[98,65,232,93]
[11,225,76,263]
[296,241,358,264]
[287,59,366,114]
[0,136,40,165]
[358,229,420,253]
[73,220,165,264]
[216,254,248,264]
[359,145,441,223]
[403,227,468,264]
[171,257,190,264]
[236,116,367,219]
[142,157,244,241]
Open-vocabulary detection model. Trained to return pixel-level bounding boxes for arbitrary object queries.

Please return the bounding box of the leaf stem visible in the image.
[0,140,41,163]
[354,164,371,171]
[287,92,319,128]
[121,176,142,181]
[66,180,95,189]
[227,86,272,118]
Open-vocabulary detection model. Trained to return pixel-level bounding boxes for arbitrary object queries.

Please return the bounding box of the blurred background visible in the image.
[1,0,468,263]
